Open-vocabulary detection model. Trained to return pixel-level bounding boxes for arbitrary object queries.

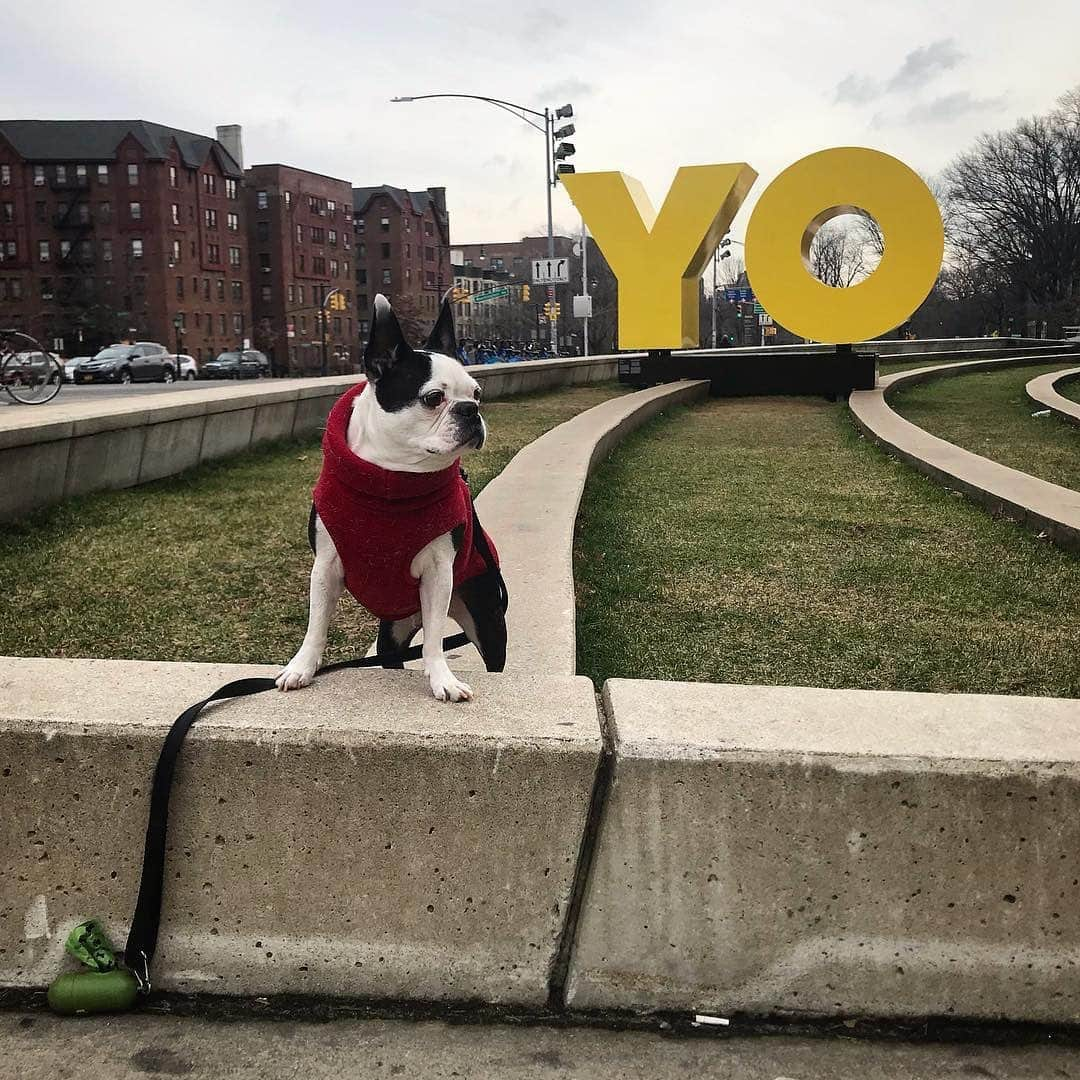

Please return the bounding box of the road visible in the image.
[0,377,306,408]
[2,1010,1076,1080]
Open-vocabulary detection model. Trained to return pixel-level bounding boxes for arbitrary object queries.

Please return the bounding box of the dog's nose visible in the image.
[454,400,480,419]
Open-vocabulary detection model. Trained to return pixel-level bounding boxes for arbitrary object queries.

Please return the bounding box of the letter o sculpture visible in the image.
[745,147,944,344]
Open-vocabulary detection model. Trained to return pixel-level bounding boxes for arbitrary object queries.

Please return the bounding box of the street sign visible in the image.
[722,287,753,302]
[763,325,778,336]
[758,314,773,326]
[473,286,510,303]
[531,257,570,284]
[753,301,765,314]
[573,295,593,319]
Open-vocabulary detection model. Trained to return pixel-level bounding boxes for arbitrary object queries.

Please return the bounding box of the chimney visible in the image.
[428,186,447,216]
[216,125,244,170]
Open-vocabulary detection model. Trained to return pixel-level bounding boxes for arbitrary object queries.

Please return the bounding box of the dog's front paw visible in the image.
[427,663,473,703]
[276,660,316,692]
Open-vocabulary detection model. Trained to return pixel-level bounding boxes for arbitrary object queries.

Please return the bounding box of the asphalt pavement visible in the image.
[0,377,300,407]
[2,1010,1076,1080]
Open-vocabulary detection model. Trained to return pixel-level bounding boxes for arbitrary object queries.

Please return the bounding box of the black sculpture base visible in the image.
[619,346,877,398]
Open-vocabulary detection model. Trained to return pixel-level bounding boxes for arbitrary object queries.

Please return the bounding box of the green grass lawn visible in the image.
[890,363,1080,490]
[1059,374,1080,405]
[0,383,626,666]
[575,396,1080,697]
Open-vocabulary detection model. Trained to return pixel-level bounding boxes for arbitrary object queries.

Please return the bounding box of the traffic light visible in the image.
[452,285,468,302]
[521,284,530,302]
[543,301,552,319]
[325,290,347,311]
[552,105,575,182]
[544,301,561,319]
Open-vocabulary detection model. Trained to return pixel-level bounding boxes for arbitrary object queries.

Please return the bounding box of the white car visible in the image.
[64,356,93,383]
[167,353,199,380]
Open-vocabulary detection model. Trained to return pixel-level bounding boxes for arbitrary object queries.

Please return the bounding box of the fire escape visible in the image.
[51,171,94,310]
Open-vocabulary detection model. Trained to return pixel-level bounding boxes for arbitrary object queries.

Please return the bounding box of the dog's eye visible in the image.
[422,390,445,408]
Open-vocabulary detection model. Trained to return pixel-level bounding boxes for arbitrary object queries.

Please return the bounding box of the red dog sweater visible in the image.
[312,382,498,622]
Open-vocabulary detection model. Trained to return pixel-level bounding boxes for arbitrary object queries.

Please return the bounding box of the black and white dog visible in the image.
[277,293,506,701]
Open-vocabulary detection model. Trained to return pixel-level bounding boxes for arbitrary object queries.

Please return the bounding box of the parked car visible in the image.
[64,356,93,383]
[75,342,175,384]
[201,349,270,379]
[166,353,199,380]
[0,351,63,387]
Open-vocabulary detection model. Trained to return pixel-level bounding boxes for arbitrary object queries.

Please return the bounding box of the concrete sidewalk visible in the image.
[2,1010,1076,1080]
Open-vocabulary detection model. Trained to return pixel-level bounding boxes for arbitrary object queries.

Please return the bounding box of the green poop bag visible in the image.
[47,920,138,1015]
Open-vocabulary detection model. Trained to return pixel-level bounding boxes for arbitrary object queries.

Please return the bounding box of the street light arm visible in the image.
[391,92,547,132]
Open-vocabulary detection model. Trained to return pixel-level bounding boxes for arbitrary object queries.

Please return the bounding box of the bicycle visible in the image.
[0,329,65,405]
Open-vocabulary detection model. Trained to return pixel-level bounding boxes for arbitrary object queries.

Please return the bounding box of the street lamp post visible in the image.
[172,313,183,383]
[391,92,574,357]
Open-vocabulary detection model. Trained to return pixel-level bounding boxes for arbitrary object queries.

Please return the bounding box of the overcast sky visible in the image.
[6,0,1079,245]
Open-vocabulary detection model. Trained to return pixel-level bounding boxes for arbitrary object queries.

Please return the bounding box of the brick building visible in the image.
[246,164,354,375]
[353,185,450,346]
[0,120,250,359]
[454,235,578,349]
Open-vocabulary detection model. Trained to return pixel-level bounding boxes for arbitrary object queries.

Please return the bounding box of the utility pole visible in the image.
[581,217,589,358]
[711,249,718,349]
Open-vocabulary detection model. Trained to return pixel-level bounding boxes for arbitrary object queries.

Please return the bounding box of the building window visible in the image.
[1,202,11,223]
[127,163,139,185]
[259,253,270,272]
[97,164,109,184]
[327,199,336,213]
[226,178,238,199]
[330,259,339,277]
[425,221,433,236]
[260,284,271,302]
[171,203,180,225]
[76,164,87,183]
[425,246,434,261]
[205,208,217,228]
[56,164,67,184]
[380,217,390,232]
[0,165,9,185]
[357,218,365,233]
[176,277,184,298]
[216,279,225,300]
[131,238,143,258]
[284,191,292,209]
[79,239,92,261]
[380,243,390,259]
[329,229,337,245]
[382,269,391,285]
[358,242,365,258]
[360,320,369,336]
[405,243,411,258]
[256,221,270,242]
[358,268,367,285]
[299,315,307,334]
[208,243,220,262]
[33,165,45,186]
[231,280,242,301]
[227,212,239,232]
[203,174,217,195]
[228,246,241,267]
[311,226,325,243]
[333,316,342,334]
[192,276,198,294]
[169,165,178,188]
[130,201,142,220]
[298,254,305,272]
[403,216,411,232]
[35,201,45,222]
[38,241,49,262]
[40,277,53,299]
[297,285,304,305]
[344,260,349,276]
[99,201,111,222]
[256,190,269,210]
[425,270,435,286]
[102,240,112,261]
[220,313,227,335]
[10,279,21,298]
[296,225,303,244]
[287,284,295,304]
[232,313,243,334]
[405,268,411,283]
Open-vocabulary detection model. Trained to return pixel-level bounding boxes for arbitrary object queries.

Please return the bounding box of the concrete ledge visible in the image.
[470,380,710,676]
[1026,367,1080,427]
[0,355,620,523]
[849,355,1080,552]
[0,657,601,1006]
[567,678,1080,1023]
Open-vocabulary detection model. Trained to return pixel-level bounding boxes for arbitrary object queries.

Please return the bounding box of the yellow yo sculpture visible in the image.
[563,147,944,349]
[745,147,944,344]
[561,164,757,350]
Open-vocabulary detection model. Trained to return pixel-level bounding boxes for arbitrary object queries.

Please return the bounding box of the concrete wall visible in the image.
[4,659,1080,1024]
[0,355,619,524]
[566,679,1080,1024]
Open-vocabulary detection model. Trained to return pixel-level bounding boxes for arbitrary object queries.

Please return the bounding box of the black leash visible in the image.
[123,488,505,994]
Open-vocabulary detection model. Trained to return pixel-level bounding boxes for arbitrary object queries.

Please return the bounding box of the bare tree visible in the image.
[808,220,867,287]
[944,84,1080,331]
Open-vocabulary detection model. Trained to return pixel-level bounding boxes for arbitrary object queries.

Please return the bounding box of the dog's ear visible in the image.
[425,289,459,361]
[363,294,411,381]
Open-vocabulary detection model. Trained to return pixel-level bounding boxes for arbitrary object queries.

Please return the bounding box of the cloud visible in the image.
[886,39,965,92]
[536,78,595,103]
[834,38,965,105]
[872,91,1007,128]
[834,74,880,105]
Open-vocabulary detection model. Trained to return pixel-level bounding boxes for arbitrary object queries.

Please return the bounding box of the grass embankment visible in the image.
[891,363,1080,490]
[1,383,626,665]
[575,396,1080,697]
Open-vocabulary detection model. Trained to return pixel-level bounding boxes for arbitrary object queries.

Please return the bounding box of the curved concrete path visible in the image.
[849,355,1080,552]
[1026,366,1080,427]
